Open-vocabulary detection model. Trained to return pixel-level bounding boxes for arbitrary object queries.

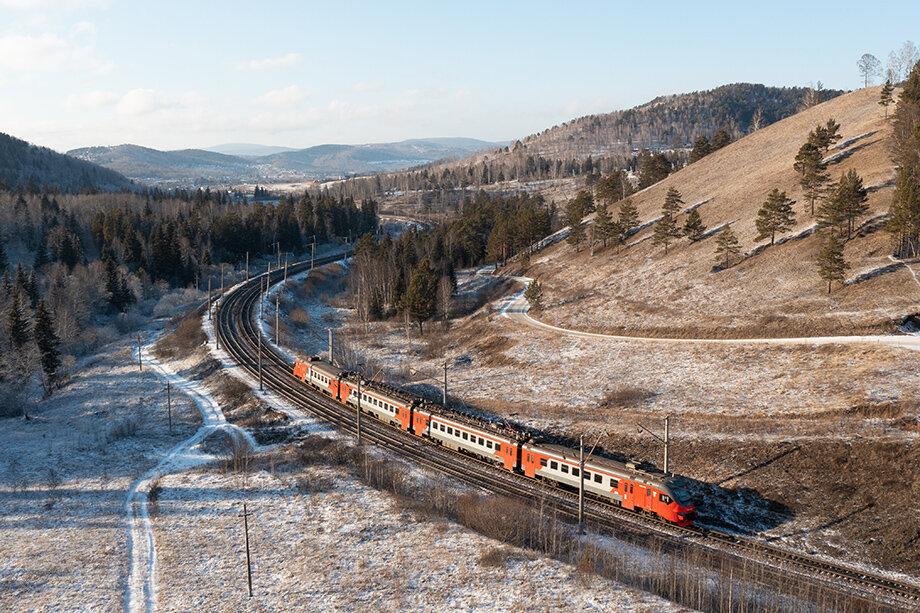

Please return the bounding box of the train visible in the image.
[293,355,696,526]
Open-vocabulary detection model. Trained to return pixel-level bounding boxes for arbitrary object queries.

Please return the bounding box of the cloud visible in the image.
[0,0,106,10]
[116,89,169,116]
[236,53,301,71]
[63,89,117,109]
[0,23,110,74]
[352,81,382,93]
[255,85,307,108]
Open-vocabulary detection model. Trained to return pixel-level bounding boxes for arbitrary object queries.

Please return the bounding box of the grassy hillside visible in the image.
[527,86,908,338]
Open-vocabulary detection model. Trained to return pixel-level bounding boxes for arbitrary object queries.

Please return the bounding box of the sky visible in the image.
[1,0,918,153]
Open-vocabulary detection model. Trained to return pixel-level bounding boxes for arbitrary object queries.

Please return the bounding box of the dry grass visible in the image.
[154,313,207,359]
[526,86,915,338]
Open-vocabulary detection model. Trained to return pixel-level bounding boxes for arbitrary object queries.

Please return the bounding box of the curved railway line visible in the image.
[213,257,920,611]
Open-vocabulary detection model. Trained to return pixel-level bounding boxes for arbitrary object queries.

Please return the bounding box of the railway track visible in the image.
[213,257,920,611]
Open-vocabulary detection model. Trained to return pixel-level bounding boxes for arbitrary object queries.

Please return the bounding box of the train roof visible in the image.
[309,359,345,378]
[524,442,679,490]
[422,401,530,442]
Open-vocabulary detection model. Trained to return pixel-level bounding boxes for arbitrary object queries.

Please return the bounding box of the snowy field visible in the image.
[0,286,689,611]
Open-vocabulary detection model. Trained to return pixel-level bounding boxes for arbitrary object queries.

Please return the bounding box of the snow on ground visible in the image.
[0,330,203,612]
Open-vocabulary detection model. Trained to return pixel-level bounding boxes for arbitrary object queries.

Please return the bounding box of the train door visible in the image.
[623,482,635,510]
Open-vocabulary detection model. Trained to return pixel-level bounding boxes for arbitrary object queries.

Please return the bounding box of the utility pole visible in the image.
[311,242,315,270]
[220,264,224,295]
[274,292,280,344]
[283,258,288,283]
[207,278,212,320]
[328,329,333,363]
[166,381,172,434]
[245,252,249,281]
[637,415,671,475]
[137,334,142,371]
[579,435,585,534]
[356,374,362,445]
[258,277,263,391]
[442,362,448,406]
[239,503,253,598]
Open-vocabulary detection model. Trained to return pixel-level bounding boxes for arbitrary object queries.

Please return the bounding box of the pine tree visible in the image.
[819,170,869,239]
[405,258,437,334]
[879,79,894,118]
[33,240,49,271]
[565,192,592,251]
[683,209,706,241]
[888,166,920,257]
[617,198,640,236]
[524,279,544,312]
[794,141,830,215]
[7,290,30,349]
[26,270,38,308]
[714,224,742,269]
[817,231,849,293]
[33,297,61,395]
[594,202,614,248]
[0,233,7,272]
[653,188,684,255]
[689,136,711,163]
[710,127,733,150]
[755,189,797,245]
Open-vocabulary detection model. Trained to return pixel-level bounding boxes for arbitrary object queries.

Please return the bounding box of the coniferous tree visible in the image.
[880,79,894,118]
[617,198,640,237]
[710,127,733,150]
[7,290,30,349]
[819,170,869,239]
[33,240,49,271]
[0,234,7,272]
[594,202,614,248]
[653,188,684,255]
[404,258,437,334]
[33,297,61,394]
[714,224,742,269]
[689,136,711,163]
[794,141,829,215]
[565,191,593,252]
[817,231,849,293]
[26,270,38,308]
[755,189,797,245]
[524,279,544,312]
[683,209,706,241]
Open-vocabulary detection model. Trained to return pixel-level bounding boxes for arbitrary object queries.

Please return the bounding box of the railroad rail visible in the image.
[213,257,920,611]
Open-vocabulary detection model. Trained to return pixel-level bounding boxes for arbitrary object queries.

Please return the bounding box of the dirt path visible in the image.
[125,331,256,613]
[496,271,920,351]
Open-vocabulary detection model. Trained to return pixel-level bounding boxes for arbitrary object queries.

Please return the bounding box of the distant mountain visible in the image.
[203,143,298,157]
[68,138,503,187]
[0,132,133,192]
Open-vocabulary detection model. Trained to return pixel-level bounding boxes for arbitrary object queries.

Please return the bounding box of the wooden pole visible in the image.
[245,252,249,281]
[167,381,172,434]
[240,503,253,598]
[208,278,212,320]
[274,292,279,344]
[443,362,448,406]
[328,329,333,364]
[137,334,142,371]
[578,435,585,534]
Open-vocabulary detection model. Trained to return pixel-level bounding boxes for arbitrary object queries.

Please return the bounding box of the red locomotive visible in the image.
[293,356,696,526]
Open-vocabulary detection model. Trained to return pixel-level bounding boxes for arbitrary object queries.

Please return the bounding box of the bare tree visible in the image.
[857,53,882,87]
[899,41,919,81]
[889,51,905,84]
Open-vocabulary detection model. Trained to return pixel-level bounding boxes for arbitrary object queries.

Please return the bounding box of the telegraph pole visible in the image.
[166,381,172,434]
[311,242,315,270]
[356,375,362,445]
[137,334,142,371]
[239,503,253,598]
[245,252,249,281]
[637,415,671,475]
[207,278,212,320]
[328,329,333,363]
[274,292,280,344]
[220,264,224,295]
[578,435,585,534]
[258,278,263,391]
[442,362,448,406]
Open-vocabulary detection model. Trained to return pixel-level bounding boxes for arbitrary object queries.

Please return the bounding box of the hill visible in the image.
[68,138,502,187]
[525,86,905,338]
[0,133,133,192]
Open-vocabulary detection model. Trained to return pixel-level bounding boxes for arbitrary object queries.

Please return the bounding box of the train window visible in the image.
[486,441,492,449]
[629,484,633,494]
[561,465,569,474]
[462,432,468,440]
[550,461,558,470]
[610,478,619,489]
[661,495,671,504]
[594,474,602,484]
[572,468,579,477]
[540,458,547,467]
[447,427,453,435]
[478,437,484,446]
[647,489,651,497]
[584,471,591,480]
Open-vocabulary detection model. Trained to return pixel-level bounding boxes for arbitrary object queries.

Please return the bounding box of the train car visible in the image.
[294,357,345,400]
[521,442,695,526]
[418,404,526,471]
[341,374,414,431]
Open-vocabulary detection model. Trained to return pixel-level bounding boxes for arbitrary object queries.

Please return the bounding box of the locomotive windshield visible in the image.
[671,485,693,506]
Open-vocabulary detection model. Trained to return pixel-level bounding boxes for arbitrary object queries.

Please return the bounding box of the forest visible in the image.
[0,185,377,411]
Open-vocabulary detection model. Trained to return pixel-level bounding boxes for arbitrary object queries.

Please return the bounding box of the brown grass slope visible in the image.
[529,86,913,338]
